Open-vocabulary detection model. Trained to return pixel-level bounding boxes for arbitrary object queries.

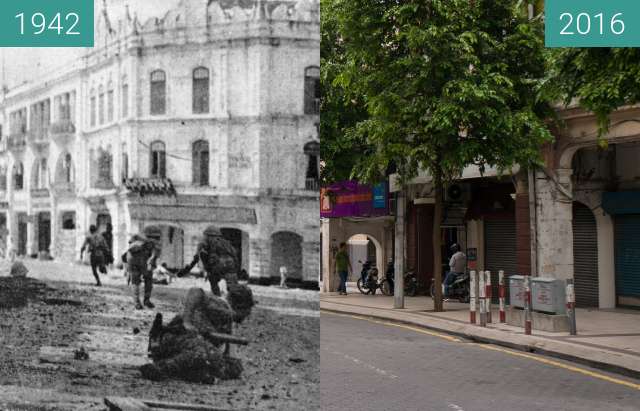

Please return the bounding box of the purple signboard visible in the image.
[320,180,389,218]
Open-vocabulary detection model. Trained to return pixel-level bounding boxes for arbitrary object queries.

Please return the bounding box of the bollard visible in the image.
[479,269,486,327]
[566,279,577,336]
[498,270,506,323]
[524,275,532,335]
[469,270,477,324]
[485,271,492,324]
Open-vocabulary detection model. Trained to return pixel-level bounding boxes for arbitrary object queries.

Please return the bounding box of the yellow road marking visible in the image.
[321,310,461,342]
[477,344,640,391]
[322,309,640,391]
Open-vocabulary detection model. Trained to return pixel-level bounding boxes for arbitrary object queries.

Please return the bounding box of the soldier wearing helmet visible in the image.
[125,226,162,309]
[179,226,239,296]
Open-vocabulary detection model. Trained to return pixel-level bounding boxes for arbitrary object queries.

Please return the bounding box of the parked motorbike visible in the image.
[356,260,381,295]
[430,272,470,303]
[379,261,418,297]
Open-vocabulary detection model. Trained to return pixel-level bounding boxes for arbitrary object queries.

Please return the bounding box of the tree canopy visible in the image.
[323,0,554,186]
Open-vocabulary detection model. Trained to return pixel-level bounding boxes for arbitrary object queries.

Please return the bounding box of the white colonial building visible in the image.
[0,0,320,287]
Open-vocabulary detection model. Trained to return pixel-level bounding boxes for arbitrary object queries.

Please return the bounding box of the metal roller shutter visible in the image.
[484,218,517,302]
[615,215,640,305]
[572,203,599,308]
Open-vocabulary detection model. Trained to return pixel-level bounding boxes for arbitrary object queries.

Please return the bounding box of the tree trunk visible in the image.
[432,172,444,312]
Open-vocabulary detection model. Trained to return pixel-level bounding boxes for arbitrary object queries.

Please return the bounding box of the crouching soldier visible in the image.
[126,226,161,309]
[178,226,238,296]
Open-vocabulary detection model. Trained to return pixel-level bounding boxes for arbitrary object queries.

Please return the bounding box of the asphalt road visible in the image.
[321,311,640,411]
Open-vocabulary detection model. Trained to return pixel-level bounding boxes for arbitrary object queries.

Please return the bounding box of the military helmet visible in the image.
[143,226,162,240]
[204,226,223,237]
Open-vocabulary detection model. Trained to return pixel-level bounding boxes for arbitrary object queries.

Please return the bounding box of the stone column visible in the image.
[595,212,616,309]
[249,237,271,285]
[321,219,335,292]
[514,172,531,276]
[302,240,319,286]
[535,168,574,280]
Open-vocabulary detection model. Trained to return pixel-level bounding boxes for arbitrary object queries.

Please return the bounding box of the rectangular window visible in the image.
[62,212,76,230]
[122,84,129,118]
[150,71,167,115]
[90,97,96,126]
[151,151,166,178]
[99,92,105,125]
[107,90,114,122]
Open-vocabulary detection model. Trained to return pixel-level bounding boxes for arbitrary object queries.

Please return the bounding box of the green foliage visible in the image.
[324,0,553,185]
[551,48,640,135]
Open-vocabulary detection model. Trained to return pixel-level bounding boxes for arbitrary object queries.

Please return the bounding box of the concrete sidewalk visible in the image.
[321,284,640,379]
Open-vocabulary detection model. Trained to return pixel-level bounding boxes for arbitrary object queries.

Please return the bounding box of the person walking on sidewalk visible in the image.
[126,227,161,309]
[443,243,466,297]
[79,225,109,286]
[335,242,351,295]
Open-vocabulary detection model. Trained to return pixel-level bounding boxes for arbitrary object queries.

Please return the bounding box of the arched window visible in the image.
[122,75,129,118]
[90,88,96,126]
[13,163,24,190]
[35,158,48,189]
[192,67,210,114]
[192,139,209,186]
[0,166,7,191]
[150,141,166,178]
[150,70,166,115]
[121,152,129,182]
[304,66,320,115]
[63,153,74,183]
[304,141,320,190]
[97,149,113,187]
[107,81,114,122]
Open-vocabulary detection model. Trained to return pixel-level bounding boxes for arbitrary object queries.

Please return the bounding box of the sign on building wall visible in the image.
[320,180,389,218]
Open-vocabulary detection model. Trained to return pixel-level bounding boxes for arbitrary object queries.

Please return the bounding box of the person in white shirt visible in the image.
[443,243,466,297]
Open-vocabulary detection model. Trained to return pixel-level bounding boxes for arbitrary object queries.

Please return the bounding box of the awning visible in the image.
[602,192,640,215]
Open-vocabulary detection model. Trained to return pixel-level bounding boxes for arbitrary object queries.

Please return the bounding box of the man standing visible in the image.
[335,242,351,295]
[126,227,161,309]
[443,243,467,297]
[179,226,238,296]
[80,225,108,286]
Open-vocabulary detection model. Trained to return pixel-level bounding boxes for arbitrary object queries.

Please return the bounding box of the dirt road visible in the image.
[0,268,319,411]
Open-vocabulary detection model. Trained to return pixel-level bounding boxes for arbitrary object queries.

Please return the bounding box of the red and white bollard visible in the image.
[524,275,532,335]
[498,270,506,323]
[566,279,577,335]
[479,269,486,327]
[469,270,477,324]
[485,271,492,324]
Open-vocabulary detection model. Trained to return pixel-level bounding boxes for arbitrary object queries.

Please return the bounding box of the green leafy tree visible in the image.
[551,47,640,137]
[327,0,553,310]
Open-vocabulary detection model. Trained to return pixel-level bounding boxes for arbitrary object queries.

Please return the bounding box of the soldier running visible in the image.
[125,226,161,309]
[179,226,238,296]
[79,225,109,286]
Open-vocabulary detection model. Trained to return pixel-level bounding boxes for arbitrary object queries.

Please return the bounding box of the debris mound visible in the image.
[0,275,57,309]
[74,346,90,360]
[141,287,253,384]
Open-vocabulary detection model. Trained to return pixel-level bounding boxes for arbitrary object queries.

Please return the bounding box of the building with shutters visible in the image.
[0,0,320,287]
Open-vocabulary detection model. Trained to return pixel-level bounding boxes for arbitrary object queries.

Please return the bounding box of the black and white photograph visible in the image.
[0,0,320,410]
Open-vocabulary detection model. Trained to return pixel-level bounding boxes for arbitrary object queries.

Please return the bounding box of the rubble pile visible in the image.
[140,285,255,384]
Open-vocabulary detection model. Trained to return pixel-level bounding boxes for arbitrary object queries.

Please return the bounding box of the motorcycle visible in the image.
[379,262,418,297]
[356,260,381,295]
[430,272,470,303]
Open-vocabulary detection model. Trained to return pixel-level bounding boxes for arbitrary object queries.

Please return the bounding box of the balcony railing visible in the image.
[7,133,27,152]
[305,178,319,191]
[123,177,176,196]
[27,128,50,147]
[31,188,50,198]
[50,120,75,135]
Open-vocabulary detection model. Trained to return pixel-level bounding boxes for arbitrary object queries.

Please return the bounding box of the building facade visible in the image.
[0,0,320,287]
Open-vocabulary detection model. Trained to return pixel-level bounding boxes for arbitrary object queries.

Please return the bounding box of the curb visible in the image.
[320,305,640,381]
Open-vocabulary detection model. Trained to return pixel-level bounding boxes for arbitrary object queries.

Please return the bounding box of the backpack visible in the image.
[200,237,238,274]
[88,234,108,257]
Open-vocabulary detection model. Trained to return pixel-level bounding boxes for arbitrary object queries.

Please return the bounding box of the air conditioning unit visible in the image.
[444,183,470,204]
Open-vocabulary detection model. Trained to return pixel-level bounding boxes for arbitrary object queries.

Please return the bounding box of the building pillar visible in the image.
[515,172,531,276]
[535,168,574,280]
[249,237,271,284]
[302,240,319,285]
[321,219,337,292]
[394,191,405,309]
[595,212,616,309]
[50,200,58,258]
[26,217,35,256]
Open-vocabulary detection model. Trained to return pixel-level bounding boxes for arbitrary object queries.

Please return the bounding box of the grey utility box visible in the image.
[531,277,566,315]
[508,275,525,308]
